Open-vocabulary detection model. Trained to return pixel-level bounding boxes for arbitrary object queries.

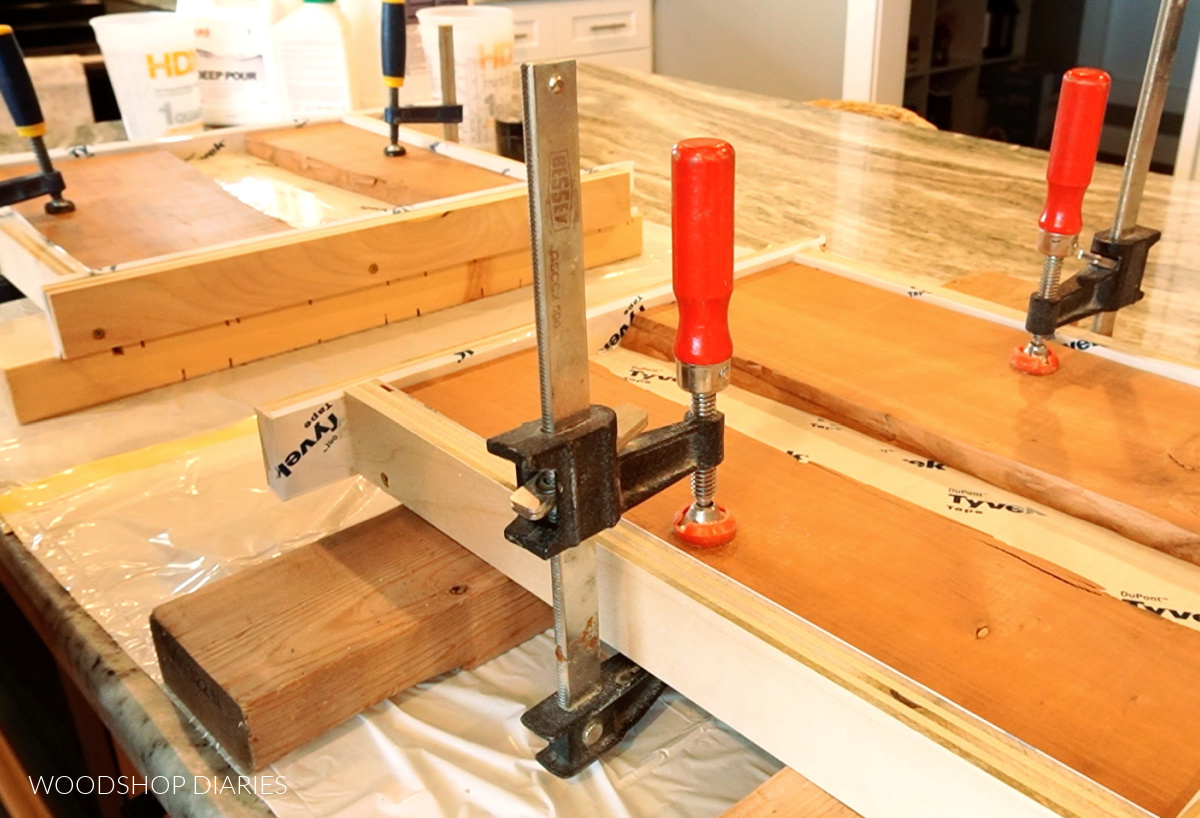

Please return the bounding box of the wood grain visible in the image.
[44,168,632,358]
[722,769,860,818]
[151,506,551,771]
[244,122,509,206]
[4,151,287,270]
[621,262,1200,563]
[406,349,1200,818]
[0,214,641,423]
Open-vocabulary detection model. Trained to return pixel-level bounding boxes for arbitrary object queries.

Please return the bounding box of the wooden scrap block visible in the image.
[622,261,1200,563]
[150,506,551,771]
[722,769,861,818]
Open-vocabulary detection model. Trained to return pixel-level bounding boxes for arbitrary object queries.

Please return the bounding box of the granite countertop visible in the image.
[6,64,1200,817]
[575,63,1200,362]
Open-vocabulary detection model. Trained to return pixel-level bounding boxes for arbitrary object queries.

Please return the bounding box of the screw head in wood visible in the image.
[92,328,106,340]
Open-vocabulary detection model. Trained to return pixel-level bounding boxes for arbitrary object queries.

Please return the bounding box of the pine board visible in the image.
[4,150,287,270]
[244,122,510,206]
[722,769,861,818]
[621,262,1200,563]
[151,506,551,771]
[43,168,632,359]
[405,349,1200,818]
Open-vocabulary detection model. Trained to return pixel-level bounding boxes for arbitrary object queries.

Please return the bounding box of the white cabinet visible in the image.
[501,0,652,71]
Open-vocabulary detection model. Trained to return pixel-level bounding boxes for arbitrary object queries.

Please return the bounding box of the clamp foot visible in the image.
[521,653,666,778]
[1009,344,1059,375]
[673,502,737,547]
[43,197,74,215]
[384,143,407,157]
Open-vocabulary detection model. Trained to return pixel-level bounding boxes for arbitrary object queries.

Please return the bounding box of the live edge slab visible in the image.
[622,262,1200,564]
[401,349,1200,818]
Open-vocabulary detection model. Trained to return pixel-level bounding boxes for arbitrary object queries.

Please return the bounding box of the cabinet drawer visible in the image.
[557,0,650,57]
[579,47,652,72]
[507,1,557,61]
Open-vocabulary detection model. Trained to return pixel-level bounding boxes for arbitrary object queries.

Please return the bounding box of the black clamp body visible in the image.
[1025,226,1161,336]
[521,653,667,778]
[0,169,66,209]
[384,104,464,126]
[486,406,725,559]
[485,402,724,777]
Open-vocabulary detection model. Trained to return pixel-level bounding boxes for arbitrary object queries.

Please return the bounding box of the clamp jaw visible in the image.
[1014,0,1186,374]
[0,26,73,215]
[379,0,463,156]
[488,406,724,560]
[487,402,722,778]
[1023,225,1160,339]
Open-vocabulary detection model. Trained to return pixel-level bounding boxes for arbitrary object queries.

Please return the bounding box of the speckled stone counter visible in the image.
[0,531,269,818]
[575,64,1200,362]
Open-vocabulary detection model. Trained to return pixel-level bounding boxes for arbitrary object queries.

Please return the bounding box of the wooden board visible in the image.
[400,349,1200,818]
[0,213,640,423]
[722,769,860,818]
[3,151,287,270]
[150,506,551,771]
[244,122,510,206]
[621,262,1200,563]
[44,167,632,358]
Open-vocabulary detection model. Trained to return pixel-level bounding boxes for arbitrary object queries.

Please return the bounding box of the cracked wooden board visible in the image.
[622,261,1200,564]
[243,122,510,207]
[396,349,1200,818]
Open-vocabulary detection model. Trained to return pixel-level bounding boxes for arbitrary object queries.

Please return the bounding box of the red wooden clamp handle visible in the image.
[672,138,735,367]
[1039,67,1111,237]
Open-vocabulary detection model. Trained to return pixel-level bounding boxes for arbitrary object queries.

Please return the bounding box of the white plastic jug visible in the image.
[417,6,515,151]
[175,0,284,126]
[90,12,204,140]
[274,0,355,118]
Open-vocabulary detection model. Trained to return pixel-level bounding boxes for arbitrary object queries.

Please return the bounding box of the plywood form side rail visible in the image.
[256,241,820,500]
[341,381,1151,818]
[1,215,645,423]
[36,166,633,358]
[0,115,525,179]
[0,216,87,311]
